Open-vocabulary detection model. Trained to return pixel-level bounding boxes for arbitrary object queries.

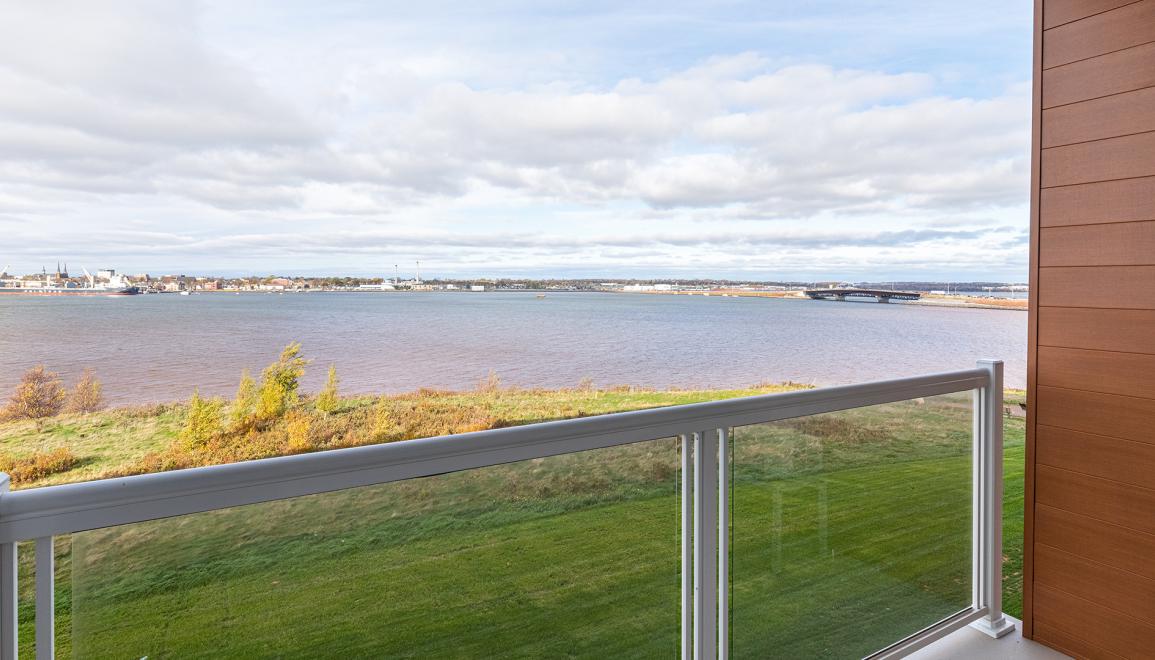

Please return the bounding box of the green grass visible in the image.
[4,388,1026,658]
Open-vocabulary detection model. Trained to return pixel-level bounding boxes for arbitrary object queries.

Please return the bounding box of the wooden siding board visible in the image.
[1038,307,1155,353]
[1034,621,1126,659]
[1043,40,1155,107]
[1038,346,1155,399]
[1039,176,1155,226]
[1037,423,1155,489]
[1036,385,1155,444]
[1034,584,1155,657]
[1035,504,1155,581]
[1044,0,1155,68]
[1038,265,1155,309]
[1042,85,1155,147]
[1036,464,1155,535]
[1041,130,1155,187]
[1035,544,1155,627]
[1040,220,1155,266]
[1044,0,1144,30]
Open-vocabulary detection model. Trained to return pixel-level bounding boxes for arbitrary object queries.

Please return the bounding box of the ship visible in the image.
[0,265,140,296]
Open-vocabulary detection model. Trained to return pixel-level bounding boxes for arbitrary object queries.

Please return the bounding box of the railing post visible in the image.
[693,429,720,660]
[717,428,729,660]
[971,360,1015,638]
[35,537,53,660]
[0,473,16,660]
[681,435,693,660]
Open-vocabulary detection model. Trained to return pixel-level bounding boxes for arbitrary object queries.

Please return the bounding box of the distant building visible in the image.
[470,285,486,292]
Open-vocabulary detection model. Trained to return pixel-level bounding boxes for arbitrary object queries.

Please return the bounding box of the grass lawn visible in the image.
[4,388,1025,658]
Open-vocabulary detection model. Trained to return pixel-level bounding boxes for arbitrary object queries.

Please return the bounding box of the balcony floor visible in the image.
[909,617,1071,660]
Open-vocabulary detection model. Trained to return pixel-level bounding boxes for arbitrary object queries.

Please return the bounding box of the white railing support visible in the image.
[693,429,720,660]
[717,428,729,660]
[970,359,1015,639]
[35,537,53,660]
[0,474,15,660]
[681,435,693,660]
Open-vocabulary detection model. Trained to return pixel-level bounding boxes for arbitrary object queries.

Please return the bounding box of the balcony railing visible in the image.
[0,360,1012,659]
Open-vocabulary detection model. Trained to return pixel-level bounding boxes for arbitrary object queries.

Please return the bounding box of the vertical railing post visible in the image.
[717,428,729,660]
[971,360,1015,638]
[0,473,16,660]
[34,538,53,660]
[693,429,720,660]
[681,435,693,660]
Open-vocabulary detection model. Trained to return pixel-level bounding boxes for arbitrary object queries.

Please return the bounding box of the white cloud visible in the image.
[0,1,1031,279]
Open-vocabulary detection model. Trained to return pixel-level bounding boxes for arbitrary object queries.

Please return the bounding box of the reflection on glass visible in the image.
[730,394,973,658]
[70,438,681,658]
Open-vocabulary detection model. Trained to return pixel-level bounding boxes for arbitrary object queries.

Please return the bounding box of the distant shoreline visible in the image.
[618,289,1028,311]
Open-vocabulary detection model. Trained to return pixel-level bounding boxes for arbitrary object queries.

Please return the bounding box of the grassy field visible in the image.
[1,386,1026,658]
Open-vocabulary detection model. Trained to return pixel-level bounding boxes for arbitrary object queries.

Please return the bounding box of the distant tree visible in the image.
[229,369,258,430]
[181,389,224,449]
[256,343,310,422]
[315,365,339,414]
[65,368,105,414]
[4,365,66,424]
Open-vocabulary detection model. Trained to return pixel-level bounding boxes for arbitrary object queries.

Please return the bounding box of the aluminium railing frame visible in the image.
[0,360,1012,660]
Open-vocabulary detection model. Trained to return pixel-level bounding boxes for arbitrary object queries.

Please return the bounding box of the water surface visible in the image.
[0,292,1026,405]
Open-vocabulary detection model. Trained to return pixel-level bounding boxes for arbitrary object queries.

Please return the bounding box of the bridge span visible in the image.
[805,288,922,303]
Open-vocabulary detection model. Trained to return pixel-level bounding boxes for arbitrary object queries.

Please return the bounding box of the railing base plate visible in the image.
[970,615,1016,639]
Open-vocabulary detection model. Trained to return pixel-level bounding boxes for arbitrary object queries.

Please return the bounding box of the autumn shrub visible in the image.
[283,410,315,452]
[315,365,339,414]
[256,343,309,423]
[181,390,225,449]
[229,369,258,431]
[0,447,81,485]
[477,370,502,394]
[65,368,105,414]
[3,365,66,423]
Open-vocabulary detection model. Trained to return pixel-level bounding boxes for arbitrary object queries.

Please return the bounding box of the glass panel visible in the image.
[68,438,682,658]
[729,393,973,658]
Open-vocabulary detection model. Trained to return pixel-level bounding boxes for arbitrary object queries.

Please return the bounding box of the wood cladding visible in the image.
[1038,307,1155,353]
[1042,86,1155,147]
[1036,424,1155,488]
[1040,220,1155,266]
[1044,0,1155,68]
[1045,0,1145,30]
[1035,585,1155,657]
[1036,385,1155,444]
[1039,176,1155,226]
[1030,1,1155,651]
[1038,265,1155,308]
[1037,346,1155,399]
[1043,40,1155,108]
[1035,465,1155,536]
[1035,504,1155,581]
[1041,130,1155,187]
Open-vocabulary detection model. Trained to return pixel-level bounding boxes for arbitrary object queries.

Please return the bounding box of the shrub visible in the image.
[3,365,66,423]
[181,390,225,449]
[256,343,309,422]
[229,369,258,430]
[477,370,502,393]
[283,410,315,452]
[0,447,81,485]
[66,368,105,414]
[315,365,339,414]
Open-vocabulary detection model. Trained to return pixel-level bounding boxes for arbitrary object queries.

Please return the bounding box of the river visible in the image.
[0,292,1026,405]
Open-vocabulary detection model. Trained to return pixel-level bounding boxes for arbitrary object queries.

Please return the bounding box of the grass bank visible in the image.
[1,386,1026,657]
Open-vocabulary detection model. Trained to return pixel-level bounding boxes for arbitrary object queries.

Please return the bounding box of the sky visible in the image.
[0,1,1033,281]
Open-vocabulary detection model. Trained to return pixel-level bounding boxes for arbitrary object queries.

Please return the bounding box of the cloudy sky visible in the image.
[0,1,1032,280]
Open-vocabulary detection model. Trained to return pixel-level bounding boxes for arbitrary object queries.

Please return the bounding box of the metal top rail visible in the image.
[0,367,988,544]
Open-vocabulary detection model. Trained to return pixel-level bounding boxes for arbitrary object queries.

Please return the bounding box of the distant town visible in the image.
[0,263,1028,299]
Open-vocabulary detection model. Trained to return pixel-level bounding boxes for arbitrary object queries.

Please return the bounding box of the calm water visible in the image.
[0,292,1026,405]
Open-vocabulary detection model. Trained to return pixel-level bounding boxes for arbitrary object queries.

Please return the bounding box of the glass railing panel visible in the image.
[68,437,682,658]
[729,393,973,658]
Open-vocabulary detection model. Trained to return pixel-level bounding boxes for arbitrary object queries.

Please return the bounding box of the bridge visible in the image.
[805,288,922,303]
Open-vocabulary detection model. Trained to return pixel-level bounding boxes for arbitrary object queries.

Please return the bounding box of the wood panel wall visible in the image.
[1027,0,1155,657]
